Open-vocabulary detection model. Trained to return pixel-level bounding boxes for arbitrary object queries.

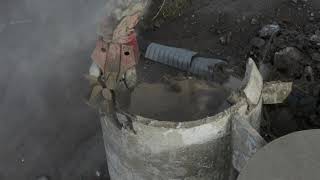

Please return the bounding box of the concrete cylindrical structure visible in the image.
[100,59,264,180]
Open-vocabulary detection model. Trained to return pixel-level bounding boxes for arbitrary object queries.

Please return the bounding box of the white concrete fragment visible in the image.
[242,58,263,105]
[262,81,292,104]
[89,62,101,78]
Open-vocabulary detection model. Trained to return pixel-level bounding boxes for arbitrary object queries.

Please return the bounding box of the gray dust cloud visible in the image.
[0,0,125,179]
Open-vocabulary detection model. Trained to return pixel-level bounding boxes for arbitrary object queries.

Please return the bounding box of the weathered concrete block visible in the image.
[262,81,292,104]
[242,58,263,105]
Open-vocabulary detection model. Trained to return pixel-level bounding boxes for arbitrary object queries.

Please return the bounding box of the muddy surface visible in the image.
[127,79,231,122]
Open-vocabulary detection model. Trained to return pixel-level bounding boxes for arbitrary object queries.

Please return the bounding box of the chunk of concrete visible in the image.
[262,81,292,104]
[259,24,280,37]
[274,47,304,76]
[232,114,266,172]
[242,58,263,105]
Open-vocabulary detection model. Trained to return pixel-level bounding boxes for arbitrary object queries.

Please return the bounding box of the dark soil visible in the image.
[139,0,320,140]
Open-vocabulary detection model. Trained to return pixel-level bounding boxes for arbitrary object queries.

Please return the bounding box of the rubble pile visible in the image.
[249,21,320,137]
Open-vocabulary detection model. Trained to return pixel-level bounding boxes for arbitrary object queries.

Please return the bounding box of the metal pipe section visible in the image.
[145,43,226,78]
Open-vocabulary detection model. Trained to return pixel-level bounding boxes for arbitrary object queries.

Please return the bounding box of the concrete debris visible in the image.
[232,114,266,171]
[124,67,138,89]
[89,62,101,78]
[262,81,293,104]
[273,47,304,76]
[249,19,320,130]
[242,58,263,105]
[250,37,266,48]
[259,24,280,37]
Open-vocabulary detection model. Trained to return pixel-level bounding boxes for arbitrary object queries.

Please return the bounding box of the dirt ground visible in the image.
[1,0,320,180]
[141,0,320,140]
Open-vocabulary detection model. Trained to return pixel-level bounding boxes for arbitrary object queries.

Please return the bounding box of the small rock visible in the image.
[310,12,315,17]
[250,37,266,48]
[310,30,320,42]
[311,52,320,61]
[309,17,315,21]
[251,18,258,25]
[95,170,101,177]
[292,0,298,3]
[274,47,304,75]
[259,24,280,37]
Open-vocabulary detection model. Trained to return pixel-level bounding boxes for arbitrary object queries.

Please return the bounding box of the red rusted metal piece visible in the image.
[91,12,141,90]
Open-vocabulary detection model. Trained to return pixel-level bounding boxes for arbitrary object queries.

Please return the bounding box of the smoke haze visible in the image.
[0,0,125,179]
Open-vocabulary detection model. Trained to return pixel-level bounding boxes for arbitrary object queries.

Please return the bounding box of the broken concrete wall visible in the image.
[100,59,266,180]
